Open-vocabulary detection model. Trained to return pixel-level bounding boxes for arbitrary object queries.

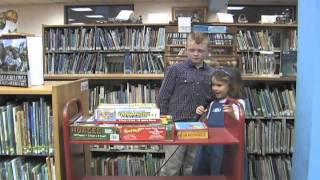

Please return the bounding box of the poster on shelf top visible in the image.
[0,34,43,87]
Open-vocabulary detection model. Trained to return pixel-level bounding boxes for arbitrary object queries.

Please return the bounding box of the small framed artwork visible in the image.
[172,7,207,23]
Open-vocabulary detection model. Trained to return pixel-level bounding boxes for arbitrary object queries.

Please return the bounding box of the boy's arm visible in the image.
[157,66,177,115]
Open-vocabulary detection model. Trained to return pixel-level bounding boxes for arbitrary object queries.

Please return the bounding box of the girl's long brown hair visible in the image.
[211,67,245,99]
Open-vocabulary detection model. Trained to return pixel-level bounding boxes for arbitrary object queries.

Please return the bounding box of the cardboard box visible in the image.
[175,122,208,140]
[120,126,168,141]
[70,124,119,141]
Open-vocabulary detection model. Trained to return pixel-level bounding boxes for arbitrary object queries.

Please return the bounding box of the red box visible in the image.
[120,126,167,141]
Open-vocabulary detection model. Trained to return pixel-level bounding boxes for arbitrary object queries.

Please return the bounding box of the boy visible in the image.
[157,32,214,175]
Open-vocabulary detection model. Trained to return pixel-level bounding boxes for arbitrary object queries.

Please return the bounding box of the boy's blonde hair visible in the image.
[187,32,209,45]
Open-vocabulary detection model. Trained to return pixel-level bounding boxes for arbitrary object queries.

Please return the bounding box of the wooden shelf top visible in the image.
[44,74,164,80]
[237,49,282,53]
[246,116,295,119]
[166,22,297,28]
[242,75,296,81]
[193,22,297,28]
[166,44,186,47]
[0,81,71,95]
[69,128,239,145]
[45,49,165,53]
[44,23,169,28]
[82,176,226,180]
[45,73,295,82]
[164,55,187,57]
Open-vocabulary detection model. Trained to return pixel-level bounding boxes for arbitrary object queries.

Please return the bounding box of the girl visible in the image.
[192,66,245,175]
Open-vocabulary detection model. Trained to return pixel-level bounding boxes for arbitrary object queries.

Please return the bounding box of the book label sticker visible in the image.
[80,81,88,92]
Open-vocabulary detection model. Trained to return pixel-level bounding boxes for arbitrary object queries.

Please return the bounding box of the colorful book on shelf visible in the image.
[175,121,208,140]
[281,51,297,76]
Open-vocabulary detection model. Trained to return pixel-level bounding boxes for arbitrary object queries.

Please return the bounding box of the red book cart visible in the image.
[63,98,245,180]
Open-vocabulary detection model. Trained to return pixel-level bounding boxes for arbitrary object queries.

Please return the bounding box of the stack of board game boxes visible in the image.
[69,103,209,141]
[70,104,174,141]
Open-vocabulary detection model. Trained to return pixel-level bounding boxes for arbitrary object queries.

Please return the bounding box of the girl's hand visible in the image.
[196,105,207,115]
[223,104,233,112]
[223,104,236,119]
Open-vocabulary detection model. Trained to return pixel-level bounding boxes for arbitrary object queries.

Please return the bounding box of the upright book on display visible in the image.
[0,34,30,87]
[0,34,43,87]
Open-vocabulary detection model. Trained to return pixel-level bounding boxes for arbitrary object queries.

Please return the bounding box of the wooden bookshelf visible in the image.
[194,22,297,28]
[242,75,296,81]
[42,24,166,77]
[44,74,164,80]
[42,22,296,179]
[0,81,70,95]
[82,176,226,180]
[44,73,295,82]
[0,79,89,180]
[165,24,239,69]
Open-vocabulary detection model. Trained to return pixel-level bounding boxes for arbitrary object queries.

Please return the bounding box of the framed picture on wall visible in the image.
[172,7,207,23]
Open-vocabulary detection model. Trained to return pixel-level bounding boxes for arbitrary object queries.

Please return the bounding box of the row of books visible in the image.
[89,83,159,113]
[166,32,235,46]
[90,85,295,118]
[246,119,294,155]
[45,52,165,74]
[0,157,55,180]
[44,26,165,51]
[244,86,296,117]
[282,30,297,51]
[248,155,292,180]
[90,154,164,176]
[236,30,275,51]
[123,53,164,74]
[90,145,163,153]
[166,32,188,45]
[236,29,297,52]
[166,47,185,56]
[0,99,53,155]
[208,33,234,46]
[240,52,278,75]
[96,27,165,50]
[45,27,95,51]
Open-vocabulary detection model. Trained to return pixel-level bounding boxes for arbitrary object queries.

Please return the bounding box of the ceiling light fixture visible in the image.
[71,22,85,25]
[227,6,245,10]
[85,15,104,18]
[71,8,93,12]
